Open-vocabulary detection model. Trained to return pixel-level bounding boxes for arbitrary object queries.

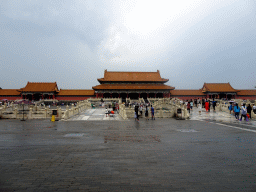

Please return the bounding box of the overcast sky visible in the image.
[1,0,256,90]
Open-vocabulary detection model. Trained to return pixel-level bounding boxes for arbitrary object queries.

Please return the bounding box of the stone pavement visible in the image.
[68,108,121,121]
[1,111,256,191]
[189,106,256,127]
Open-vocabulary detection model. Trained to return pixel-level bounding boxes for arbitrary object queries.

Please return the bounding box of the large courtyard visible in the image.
[1,110,256,191]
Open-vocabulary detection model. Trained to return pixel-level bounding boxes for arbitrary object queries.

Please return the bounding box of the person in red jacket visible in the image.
[205,100,209,112]
[187,102,191,113]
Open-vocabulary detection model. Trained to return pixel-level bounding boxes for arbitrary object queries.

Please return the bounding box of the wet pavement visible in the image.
[1,110,256,191]
[68,109,121,121]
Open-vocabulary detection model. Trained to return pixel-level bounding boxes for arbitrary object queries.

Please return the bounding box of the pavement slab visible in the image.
[69,108,122,121]
[1,113,256,191]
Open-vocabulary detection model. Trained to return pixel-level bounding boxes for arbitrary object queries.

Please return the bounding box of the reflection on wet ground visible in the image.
[1,116,256,191]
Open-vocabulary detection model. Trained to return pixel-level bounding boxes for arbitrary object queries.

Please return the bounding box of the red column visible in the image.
[127,93,128,98]
[155,93,156,98]
[53,95,55,99]
[110,93,112,98]
[96,93,98,98]
[42,94,44,100]
[147,93,149,98]
[139,93,141,98]
[119,94,120,98]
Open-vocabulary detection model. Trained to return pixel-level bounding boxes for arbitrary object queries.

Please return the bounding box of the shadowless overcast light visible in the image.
[0,0,256,89]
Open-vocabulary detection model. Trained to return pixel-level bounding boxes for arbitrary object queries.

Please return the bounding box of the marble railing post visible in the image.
[71,104,74,116]
[57,107,62,119]
[28,107,33,119]
[14,107,18,118]
[44,108,47,118]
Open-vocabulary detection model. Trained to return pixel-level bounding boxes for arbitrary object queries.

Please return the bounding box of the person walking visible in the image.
[205,100,209,112]
[145,105,149,120]
[247,104,252,119]
[198,98,201,105]
[134,112,137,121]
[139,105,143,117]
[194,99,197,108]
[187,102,191,114]
[151,105,155,120]
[198,103,202,115]
[228,103,233,114]
[208,100,211,112]
[190,100,193,111]
[202,99,205,108]
[135,103,139,121]
[212,99,216,112]
[240,104,247,121]
[234,103,240,120]
[253,104,256,114]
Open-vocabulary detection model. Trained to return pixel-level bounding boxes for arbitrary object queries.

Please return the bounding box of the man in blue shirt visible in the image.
[151,105,155,120]
[234,103,240,120]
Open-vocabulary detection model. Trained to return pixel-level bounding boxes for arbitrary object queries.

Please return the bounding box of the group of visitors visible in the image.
[134,103,155,122]
[231,103,256,121]
[185,98,217,114]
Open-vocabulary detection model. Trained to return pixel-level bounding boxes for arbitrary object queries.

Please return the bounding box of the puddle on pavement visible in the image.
[64,133,85,137]
[177,129,198,132]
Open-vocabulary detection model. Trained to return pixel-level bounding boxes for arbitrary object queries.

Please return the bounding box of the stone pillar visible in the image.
[45,107,48,118]
[14,107,18,118]
[159,107,163,118]
[28,107,33,119]
[71,104,74,116]
[57,106,62,119]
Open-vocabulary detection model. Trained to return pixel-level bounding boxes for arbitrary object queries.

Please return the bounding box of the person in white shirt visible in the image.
[240,104,247,121]
[253,104,256,114]
[198,103,202,115]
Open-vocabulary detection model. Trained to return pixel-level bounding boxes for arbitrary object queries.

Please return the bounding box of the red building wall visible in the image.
[171,96,205,101]
[236,95,256,100]
[0,96,22,101]
[56,96,96,101]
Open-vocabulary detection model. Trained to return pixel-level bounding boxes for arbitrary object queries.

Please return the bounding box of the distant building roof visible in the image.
[170,90,205,96]
[58,89,95,96]
[0,89,21,96]
[92,84,174,90]
[202,83,237,93]
[97,70,169,83]
[237,89,256,96]
[20,82,59,92]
